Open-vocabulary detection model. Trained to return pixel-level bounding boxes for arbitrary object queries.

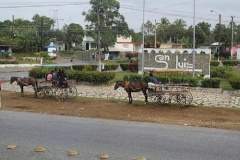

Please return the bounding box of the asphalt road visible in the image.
[0,111,240,160]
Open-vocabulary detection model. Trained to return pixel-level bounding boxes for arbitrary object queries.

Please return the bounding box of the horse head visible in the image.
[114,81,125,90]
[10,77,18,84]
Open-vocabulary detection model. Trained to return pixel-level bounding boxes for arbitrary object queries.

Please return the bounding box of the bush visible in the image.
[226,70,240,90]
[211,67,226,78]
[123,75,143,82]
[0,60,18,64]
[103,64,119,71]
[67,70,115,84]
[229,76,240,89]
[120,63,129,71]
[128,62,138,72]
[222,60,239,66]
[72,65,98,71]
[201,78,221,88]
[210,61,220,66]
[29,67,115,84]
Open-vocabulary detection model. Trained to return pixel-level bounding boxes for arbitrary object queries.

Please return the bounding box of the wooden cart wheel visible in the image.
[67,86,78,98]
[55,88,68,102]
[44,86,53,97]
[177,92,193,105]
[37,89,45,99]
[185,91,193,105]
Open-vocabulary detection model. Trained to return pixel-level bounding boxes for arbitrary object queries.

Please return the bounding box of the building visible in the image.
[82,36,96,51]
[0,45,13,57]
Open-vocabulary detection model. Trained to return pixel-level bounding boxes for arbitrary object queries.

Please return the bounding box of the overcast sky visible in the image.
[0,0,239,31]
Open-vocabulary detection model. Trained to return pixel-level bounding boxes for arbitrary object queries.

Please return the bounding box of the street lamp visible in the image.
[192,0,196,77]
[141,0,146,75]
[210,10,222,61]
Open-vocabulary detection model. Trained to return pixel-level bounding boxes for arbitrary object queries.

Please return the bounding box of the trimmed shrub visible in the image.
[211,67,226,78]
[201,78,221,88]
[229,76,240,89]
[222,60,239,66]
[72,65,98,71]
[128,62,138,72]
[103,64,119,71]
[120,63,129,71]
[210,61,220,66]
[0,60,18,64]
[29,67,115,84]
[68,70,115,84]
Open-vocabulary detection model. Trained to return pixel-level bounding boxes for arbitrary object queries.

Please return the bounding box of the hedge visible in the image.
[123,74,199,87]
[210,61,220,66]
[120,63,129,71]
[222,60,240,66]
[211,67,226,78]
[29,67,115,84]
[227,70,240,89]
[0,61,18,64]
[67,70,115,84]
[72,65,97,71]
[120,63,138,72]
[103,64,119,71]
[229,76,240,89]
[201,78,221,88]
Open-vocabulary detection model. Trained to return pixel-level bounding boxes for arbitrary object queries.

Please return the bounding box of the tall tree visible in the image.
[83,0,129,52]
[32,14,54,51]
[64,23,84,50]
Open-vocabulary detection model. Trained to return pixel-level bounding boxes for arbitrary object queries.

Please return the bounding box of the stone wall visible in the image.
[2,82,240,108]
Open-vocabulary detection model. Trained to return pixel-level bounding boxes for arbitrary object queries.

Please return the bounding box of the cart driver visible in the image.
[148,71,161,90]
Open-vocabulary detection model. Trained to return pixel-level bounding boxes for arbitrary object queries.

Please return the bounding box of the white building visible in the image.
[82,36,96,51]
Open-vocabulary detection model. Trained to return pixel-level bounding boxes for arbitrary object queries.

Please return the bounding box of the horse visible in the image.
[10,77,38,97]
[114,81,148,104]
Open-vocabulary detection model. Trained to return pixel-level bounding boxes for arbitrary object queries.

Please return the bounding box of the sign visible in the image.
[140,48,211,77]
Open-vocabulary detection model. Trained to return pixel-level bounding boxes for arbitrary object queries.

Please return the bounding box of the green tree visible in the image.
[83,0,130,52]
[32,14,54,51]
[64,23,84,50]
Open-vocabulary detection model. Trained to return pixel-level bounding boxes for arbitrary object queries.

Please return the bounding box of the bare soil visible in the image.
[2,91,240,131]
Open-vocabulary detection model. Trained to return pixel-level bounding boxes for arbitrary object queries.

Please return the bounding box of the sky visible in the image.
[0,0,240,31]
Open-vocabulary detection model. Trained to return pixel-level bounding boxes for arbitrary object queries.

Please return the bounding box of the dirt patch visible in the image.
[2,91,240,131]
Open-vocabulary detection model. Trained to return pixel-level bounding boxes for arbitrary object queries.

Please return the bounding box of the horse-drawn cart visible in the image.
[148,84,193,105]
[37,80,78,101]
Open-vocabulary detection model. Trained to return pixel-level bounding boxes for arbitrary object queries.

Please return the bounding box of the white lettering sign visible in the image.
[155,55,170,69]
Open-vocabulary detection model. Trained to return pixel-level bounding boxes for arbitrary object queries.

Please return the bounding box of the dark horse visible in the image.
[114,81,148,104]
[10,77,38,97]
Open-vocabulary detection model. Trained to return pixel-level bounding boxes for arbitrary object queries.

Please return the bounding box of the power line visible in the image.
[0,2,89,8]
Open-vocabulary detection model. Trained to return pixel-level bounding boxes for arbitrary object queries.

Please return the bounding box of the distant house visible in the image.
[0,45,13,56]
[82,36,97,51]
[107,36,144,59]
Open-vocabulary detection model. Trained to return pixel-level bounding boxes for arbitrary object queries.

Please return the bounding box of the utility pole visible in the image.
[40,17,44,51]
[97,0,102,72]
[218,14,222,62]
[11,15,15,39]
[231,16,234,58]
[154,19,157,48]
[141,0,146,75]
[192,0,196,77]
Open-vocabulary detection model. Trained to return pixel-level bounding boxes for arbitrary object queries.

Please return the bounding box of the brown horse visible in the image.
[10,77,38,97]
[114,81,148,104]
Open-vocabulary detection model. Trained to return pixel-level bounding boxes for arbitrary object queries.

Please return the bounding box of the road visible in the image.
[0,111,240,160]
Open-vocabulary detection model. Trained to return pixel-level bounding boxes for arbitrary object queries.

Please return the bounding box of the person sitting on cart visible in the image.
[148,71,162,91]
[46,70,54,81]
[57,69,68,88]
[52,68,58,86]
